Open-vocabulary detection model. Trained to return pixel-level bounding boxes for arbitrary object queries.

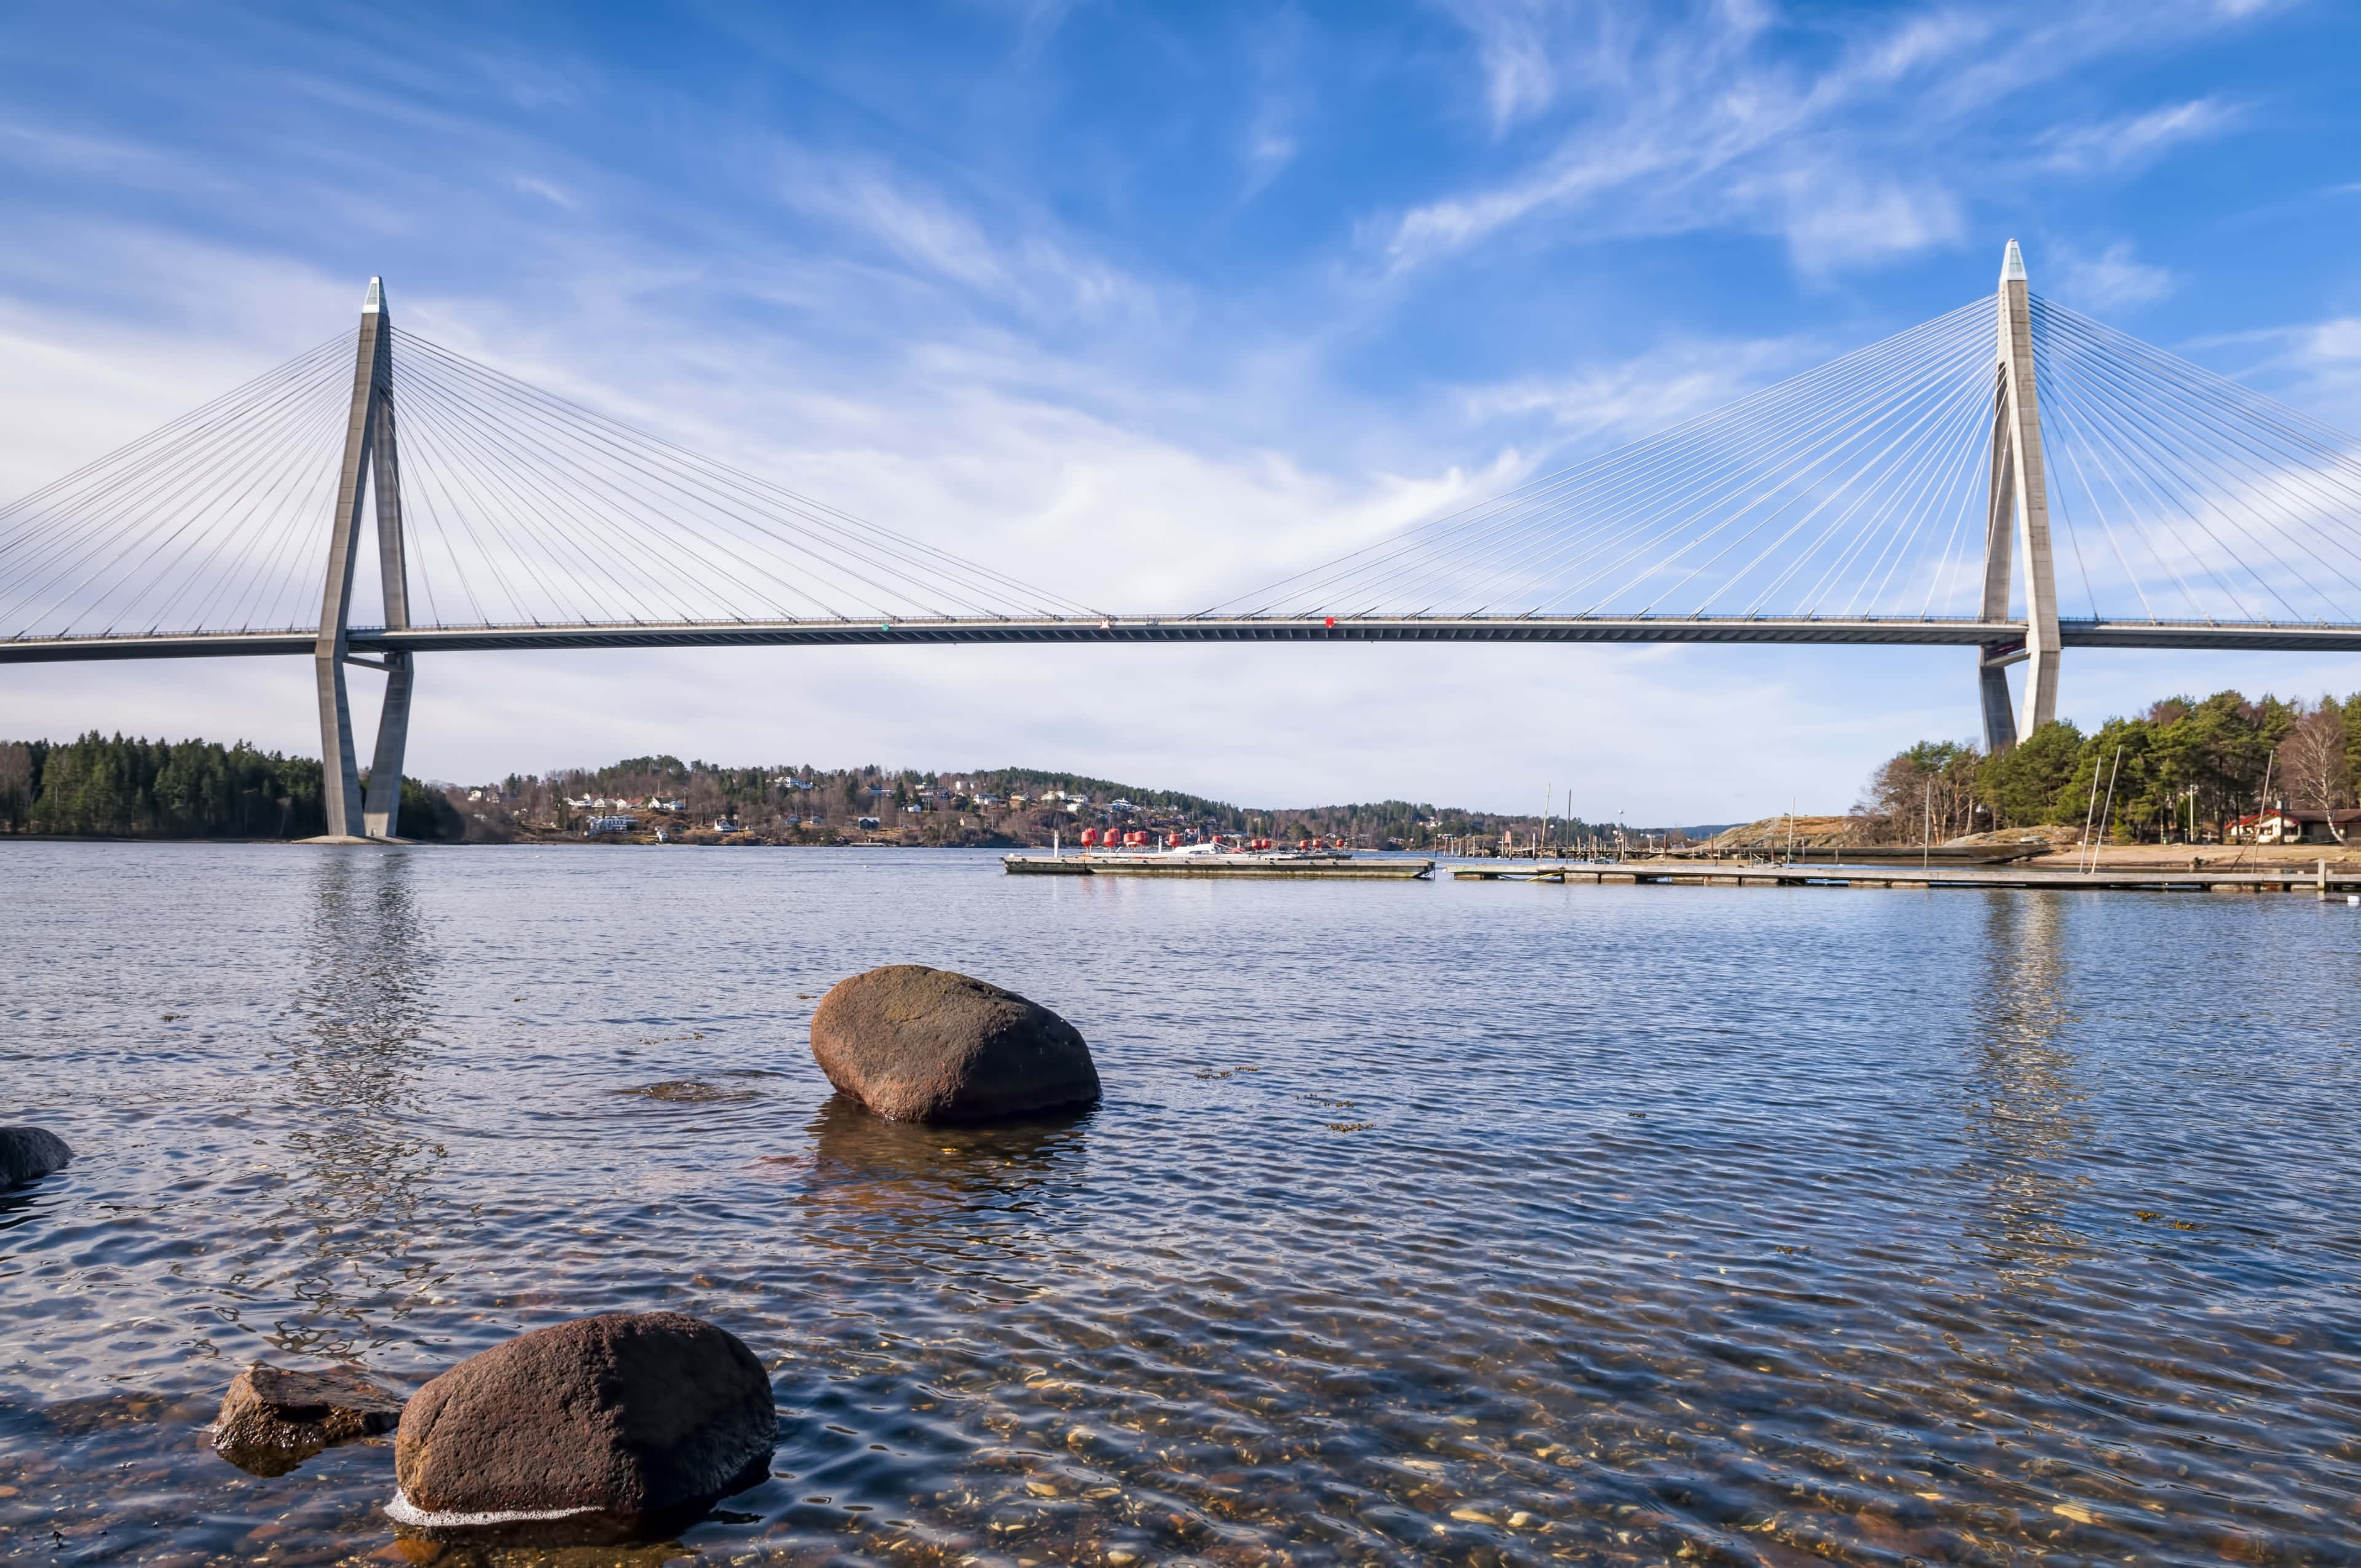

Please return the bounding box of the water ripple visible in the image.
[1,844,2357,1563]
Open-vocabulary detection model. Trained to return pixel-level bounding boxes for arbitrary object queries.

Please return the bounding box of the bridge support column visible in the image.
[315,277,414,841]
[1977,645,2020,752]
[1976,240,2060,751]
[361,652,414,837]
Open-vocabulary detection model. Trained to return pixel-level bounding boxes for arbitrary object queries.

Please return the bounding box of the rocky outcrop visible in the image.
[212,1363,406,1476]
[394,1312,774,1528]
[810,965,1100,1123]
[0,1127,72,1189]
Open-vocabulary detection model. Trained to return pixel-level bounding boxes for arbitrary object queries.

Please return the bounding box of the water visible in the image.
[3,844,2358,1567]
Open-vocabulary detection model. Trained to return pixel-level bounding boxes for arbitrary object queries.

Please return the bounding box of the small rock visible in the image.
[0,1127,72,1189]
[613,1080,755,1104]
[213,1363,406,1477]
[394,1311,774,1529]
[810,965,1099,1123]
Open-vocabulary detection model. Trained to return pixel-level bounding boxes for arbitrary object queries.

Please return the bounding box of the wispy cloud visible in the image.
[1457,333,1809,446]
[2186,315,2361,429]
[512,174,580,210]
[2041,98,2236,174]
[2046,240,2176,311]
[1435,0,1565,133]
[0,0,2338,815]
[1384,2,2264,276]
[1241,109,1298,199]
[770,148,1158,327]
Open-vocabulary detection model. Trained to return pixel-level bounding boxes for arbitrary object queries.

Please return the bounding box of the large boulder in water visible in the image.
[0,1127,71,1189]
[393,1312,773,1528]
[810,965,1099,1123]
[213,1363,405,1476]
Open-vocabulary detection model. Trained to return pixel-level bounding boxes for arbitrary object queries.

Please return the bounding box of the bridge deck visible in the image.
[9,614,2361,663]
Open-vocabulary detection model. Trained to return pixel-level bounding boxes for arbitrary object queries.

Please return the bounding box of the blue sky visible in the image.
[5,0,2360,819]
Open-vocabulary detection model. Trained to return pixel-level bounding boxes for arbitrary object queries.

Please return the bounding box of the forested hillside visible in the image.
[1857,689,2361,842]
[0,734,461,839]
[472,756,1607,848]
[0,738,1623,848]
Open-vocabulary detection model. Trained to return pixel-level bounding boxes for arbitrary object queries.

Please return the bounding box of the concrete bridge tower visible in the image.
[1976,239,2061,752]
[313,277,415,841]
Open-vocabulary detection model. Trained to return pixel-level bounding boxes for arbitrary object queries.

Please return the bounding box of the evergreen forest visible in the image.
[0,733,462,839]
[1857,689,2361,842]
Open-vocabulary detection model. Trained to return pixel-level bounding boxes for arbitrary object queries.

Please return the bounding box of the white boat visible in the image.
[1003,841,1434,879]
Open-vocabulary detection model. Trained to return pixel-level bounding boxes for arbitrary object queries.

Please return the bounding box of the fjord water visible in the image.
[2,845,2357,1566]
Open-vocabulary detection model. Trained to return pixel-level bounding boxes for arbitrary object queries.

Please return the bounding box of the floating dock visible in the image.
[1451,860,2361,896]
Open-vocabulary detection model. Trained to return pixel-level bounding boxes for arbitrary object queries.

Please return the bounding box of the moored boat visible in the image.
[1003,841,1433,879]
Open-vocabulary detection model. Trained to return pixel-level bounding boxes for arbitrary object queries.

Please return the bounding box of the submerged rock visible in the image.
[810,965,1100,1124]
[394,1311,774,1529]
[0,1127,72,1189]
[213,1363,406,1477]
[612,1080,758,1104]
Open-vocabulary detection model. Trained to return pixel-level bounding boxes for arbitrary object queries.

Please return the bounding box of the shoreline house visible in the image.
[2228,808,2361,845]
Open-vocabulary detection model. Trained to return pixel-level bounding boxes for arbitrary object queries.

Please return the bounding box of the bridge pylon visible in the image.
[1975,239,2061,753]
[312,276,414,841]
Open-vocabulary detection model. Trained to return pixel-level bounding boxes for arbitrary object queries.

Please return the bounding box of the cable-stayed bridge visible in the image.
[5,245,2360,839]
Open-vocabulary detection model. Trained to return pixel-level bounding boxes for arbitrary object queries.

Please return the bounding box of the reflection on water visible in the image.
[1961,892,2090,1286]
[4,847,2360,1565]
[788,1095,1093,1287]
[259,852,445,1361]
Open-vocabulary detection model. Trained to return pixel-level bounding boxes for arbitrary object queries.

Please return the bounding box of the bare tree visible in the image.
[2278,699,2352,837]
[1854,740,1983,844]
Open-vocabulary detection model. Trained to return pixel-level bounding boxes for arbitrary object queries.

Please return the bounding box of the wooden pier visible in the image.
[1450,860,2361,897]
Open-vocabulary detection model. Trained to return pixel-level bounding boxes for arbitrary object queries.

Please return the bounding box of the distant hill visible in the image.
[4,732,1739,850]
[453,754,1632,848]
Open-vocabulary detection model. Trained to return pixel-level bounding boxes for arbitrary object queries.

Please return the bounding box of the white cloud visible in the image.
[2046,240,2175,312]
[0,121,196,186]
[512,174,580,210]
[2040,98,2235,175]
[770,149,1158,328]
[0,1,2325,818]
[1386,4,2261,277]
[1456,333,1806,443]
[2258,317,2361,429]
[2297,319,2361,366]
[1769,176,1965,275]
[1243,119,1297,197]
[1436,0,1564,133]
[0,245,1936,815]
[2172,315,2361,430]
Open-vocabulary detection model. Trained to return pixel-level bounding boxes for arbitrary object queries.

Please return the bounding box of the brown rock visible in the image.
[809,965,1099,1123]
[394,1312,773,1526]
[0,1127,72,1189]
[213,1363,405,1476]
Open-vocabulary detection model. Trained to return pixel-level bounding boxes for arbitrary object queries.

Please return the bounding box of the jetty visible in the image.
[1451,859,2361,897]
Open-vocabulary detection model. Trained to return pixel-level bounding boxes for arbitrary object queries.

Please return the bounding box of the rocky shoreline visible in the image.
[152,963,1102,1548]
